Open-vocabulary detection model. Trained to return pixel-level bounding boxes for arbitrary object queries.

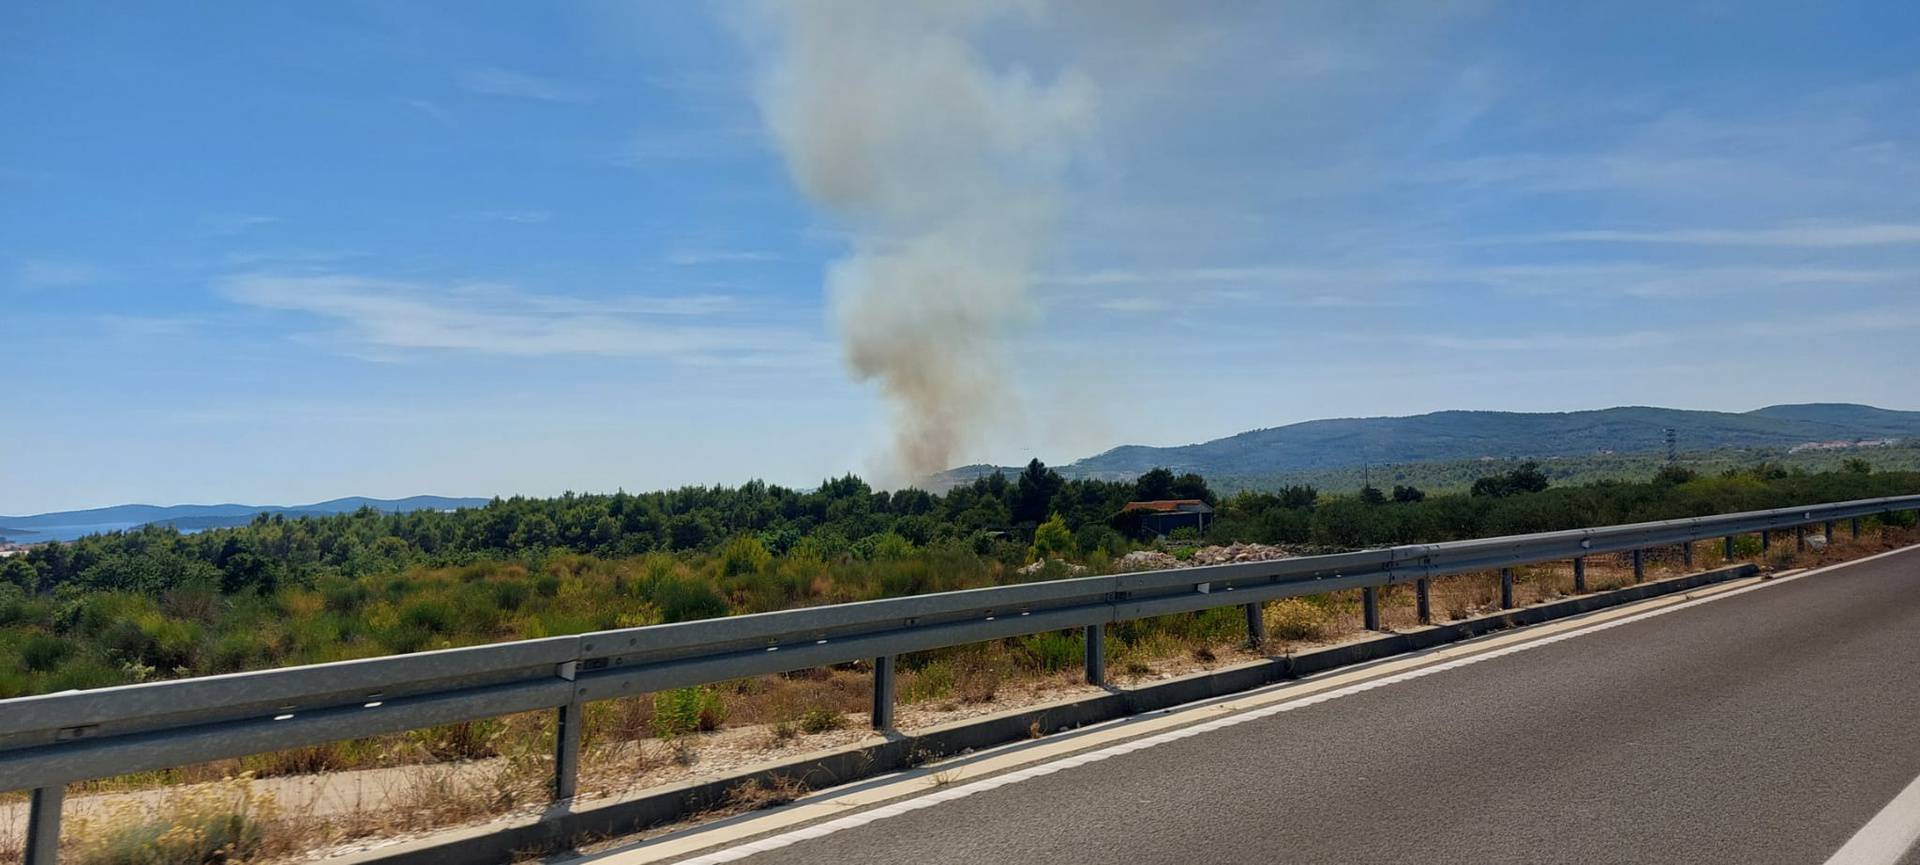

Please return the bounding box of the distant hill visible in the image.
[0,495,489,543]
[928,403,1920,490]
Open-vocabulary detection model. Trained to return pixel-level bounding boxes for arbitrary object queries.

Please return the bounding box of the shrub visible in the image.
[19,633,70,672]
[797,706,845,734]
[720,535,773,577]
[901,659,955,703]
[653,686,727,738]
[318,578,369,614]
[651,575,729,623]
[208,631,263,673]
[399,599,456,634]
[488,579,531,611]
[1014,631,1083,674]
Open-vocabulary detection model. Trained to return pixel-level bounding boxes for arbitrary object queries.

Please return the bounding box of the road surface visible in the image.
[582,545,1920,865]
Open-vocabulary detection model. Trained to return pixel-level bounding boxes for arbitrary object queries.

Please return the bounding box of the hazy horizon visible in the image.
[5,400,1917,516]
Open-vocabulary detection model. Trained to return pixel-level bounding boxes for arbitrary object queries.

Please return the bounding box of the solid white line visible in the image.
[670,544,1920,865]
[1823,771,1920,865]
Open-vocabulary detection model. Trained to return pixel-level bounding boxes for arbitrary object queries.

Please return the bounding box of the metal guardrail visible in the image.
[5,494,1917,863]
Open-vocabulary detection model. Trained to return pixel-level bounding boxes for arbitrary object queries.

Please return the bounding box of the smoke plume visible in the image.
[753,1,1095,483]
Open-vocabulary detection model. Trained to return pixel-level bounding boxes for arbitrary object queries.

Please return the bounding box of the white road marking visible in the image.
[1823,770,1920,865]
[654,544,1919,865]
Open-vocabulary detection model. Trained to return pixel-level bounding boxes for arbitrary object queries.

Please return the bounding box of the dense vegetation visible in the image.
[1,459,1916,698]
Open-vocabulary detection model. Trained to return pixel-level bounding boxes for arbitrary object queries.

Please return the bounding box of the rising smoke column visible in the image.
[753,1,1095,482]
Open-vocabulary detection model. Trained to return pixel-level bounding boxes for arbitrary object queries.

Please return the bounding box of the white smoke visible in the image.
[752,1,1096,483]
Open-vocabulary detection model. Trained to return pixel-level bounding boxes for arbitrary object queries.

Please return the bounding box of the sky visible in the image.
[2,1,1919,514]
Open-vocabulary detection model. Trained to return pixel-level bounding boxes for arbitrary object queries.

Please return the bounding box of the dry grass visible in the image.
[722,776,809,813]
[62,775,286,865]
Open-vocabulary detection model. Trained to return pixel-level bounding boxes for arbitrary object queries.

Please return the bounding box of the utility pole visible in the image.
[1664,428,1677,465]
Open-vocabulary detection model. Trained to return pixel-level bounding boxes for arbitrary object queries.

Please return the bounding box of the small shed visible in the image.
[1120,499,1214,537]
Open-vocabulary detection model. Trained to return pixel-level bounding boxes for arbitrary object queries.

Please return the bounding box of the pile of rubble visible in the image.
[1016,558,1091,577]
[1116,550,1180,571]
[1114,543,1301,572]
[1185,542,1299,566]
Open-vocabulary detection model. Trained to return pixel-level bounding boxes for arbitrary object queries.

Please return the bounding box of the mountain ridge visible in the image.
[0,495,489,543]
[932,403,1920,488]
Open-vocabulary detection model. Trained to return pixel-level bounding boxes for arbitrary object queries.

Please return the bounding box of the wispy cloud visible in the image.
[1415,306,1920,351]
[666,249,782,265]
[220,273,812,364]
[457,66,594,104]
[98,314,202,339]
[1519,223,1920,248]
[1094,296,1169,313]
[470,209,553,224]
[397,97,453,124]
[8,258,106,291]
[198,213,280,237]
[1045,260,1908,304]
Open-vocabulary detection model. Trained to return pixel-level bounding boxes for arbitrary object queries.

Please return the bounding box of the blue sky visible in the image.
[3,1,1918,513]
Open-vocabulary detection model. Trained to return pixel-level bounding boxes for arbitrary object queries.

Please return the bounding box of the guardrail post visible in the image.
[1762,530,1772,552]
[871,655,896,730]
[26,785,62,865]
[1362,586,1381,631]
[1084,624,1105,685]
[1724,535,1736,561]
[1416,578,1432,624]
[1852,517,1861,539]
[1632,549,1644,582]
[1824,521,1836,544]
[1244,602,1266,647]
[1681,541,1693,569]
[554,699,582,801]
[1499,568,1514,609]
[1796,525,1807,552]
[1573,557,1587,593]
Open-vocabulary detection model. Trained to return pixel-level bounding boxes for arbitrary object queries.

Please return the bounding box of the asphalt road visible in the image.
[660,546,1920,865]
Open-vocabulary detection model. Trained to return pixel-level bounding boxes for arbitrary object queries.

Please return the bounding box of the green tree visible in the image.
[1653,464,1698,485]
[1169,472,1216,506]
[1134,468,1176,501]
[1030,513,1075,561]
[1277,485,1319,509]
[1013,459,1065,525]
[1,557,38,593]
[1472,461,1551,498]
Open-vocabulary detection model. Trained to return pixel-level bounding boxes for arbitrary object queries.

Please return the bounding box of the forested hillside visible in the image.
[1063,403,1920,478]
